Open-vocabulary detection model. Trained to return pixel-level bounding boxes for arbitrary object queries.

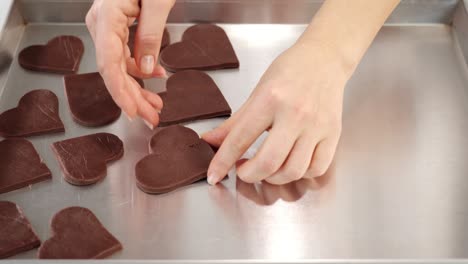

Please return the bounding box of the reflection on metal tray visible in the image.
[0,0,468,263]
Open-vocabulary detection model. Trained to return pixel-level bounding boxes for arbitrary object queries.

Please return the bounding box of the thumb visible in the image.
[134,0,174,75]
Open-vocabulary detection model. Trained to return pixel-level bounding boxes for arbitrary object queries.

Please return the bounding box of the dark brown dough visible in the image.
[19,35,84,74]
[0,90,65,137]
[0,139,51,194]
[160,24,239,72]
[64,72,121,127]
[128,25,170,57]
[51,133,124,186]
[38,207,122,259]
[136,125,214,194]
[159,70,231,126]
[0,201,41,259]
[64,72,144,127]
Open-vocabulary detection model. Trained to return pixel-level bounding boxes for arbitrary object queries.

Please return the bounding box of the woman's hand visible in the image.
[86,0,175,127]
[203,41,350,185]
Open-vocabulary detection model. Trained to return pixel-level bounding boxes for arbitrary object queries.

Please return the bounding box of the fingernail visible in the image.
[157,109,162,114]
[144,120,154,130]
[140,55,155,75]
[124,112,134,122]
[207,172,217,185]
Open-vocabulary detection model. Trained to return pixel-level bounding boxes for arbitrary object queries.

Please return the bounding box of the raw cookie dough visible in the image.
[51,133,124,186]
[38,207,122,259]
[64,72,145,127]
[0,138,52,194]
[19,35,84,74]
[159,70,231,126]
[0,201,41,259]
[160,24,239,72]
[0,90,65,137]
[128,25,170,57]
[64,72,121,127]
[135,125,214,194]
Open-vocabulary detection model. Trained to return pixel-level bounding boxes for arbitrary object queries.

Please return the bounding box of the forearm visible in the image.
[297,0,400,77]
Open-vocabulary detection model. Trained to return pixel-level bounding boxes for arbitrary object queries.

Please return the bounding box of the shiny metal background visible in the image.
[1,0,468,262]
[17,0,460,24]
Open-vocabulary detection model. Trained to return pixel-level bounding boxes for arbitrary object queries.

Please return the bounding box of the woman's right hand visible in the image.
[86,0,175,128]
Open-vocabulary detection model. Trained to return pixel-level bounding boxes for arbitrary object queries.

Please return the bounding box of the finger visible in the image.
[124,45,131,60]
[85,8,97,43]
[127,75,160,128]
[265,134,316,185]
[207,103,272,185]
[236,119,299,183]
[126,58,167,78]
[95,4,139,118]
[95,27,138,119]
[141,89,163,110]
[135,0,174,75]
[305,137,339,178]
[100,64,138,119]
[201,98,251,147]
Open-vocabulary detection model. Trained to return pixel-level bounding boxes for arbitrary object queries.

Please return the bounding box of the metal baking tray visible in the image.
[1,0,468,263]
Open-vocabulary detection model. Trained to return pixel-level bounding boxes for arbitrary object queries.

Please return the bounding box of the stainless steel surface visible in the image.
[1,0,468,263]
[18,0,459,24]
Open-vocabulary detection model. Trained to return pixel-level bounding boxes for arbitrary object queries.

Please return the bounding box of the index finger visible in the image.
[134,0,174,75]
[207,102,272,185]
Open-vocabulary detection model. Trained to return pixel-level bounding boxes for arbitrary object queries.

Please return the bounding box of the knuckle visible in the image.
[212,154,232,173]
[309,162,329,177]
[262,87,282,106]
[97,60,107,75]
[138,34,162,49]
[237,172,256,184]
[229,143,245,157]
[265,177,282,185]
[114,26,128,42]
[85,12,93,28]
[284,167,303,181]
[258,157,279,174]
[291,104,314,121]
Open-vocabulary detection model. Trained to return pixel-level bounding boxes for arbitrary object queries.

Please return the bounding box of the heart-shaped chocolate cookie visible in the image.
[159,70,231,126]
[38,207,122,259]
[64,72,145,127]
[0,138,52,194]
[136,125,214,194]
[64,72,121,127]
[51,133,124,186]
[0,90,65,137]
[19,35,84,74]
[0,201,41,259]
[128,25,170,57]
[160,24,239,72]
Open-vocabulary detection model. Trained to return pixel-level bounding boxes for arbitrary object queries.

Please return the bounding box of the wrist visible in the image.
[292,37,355,84]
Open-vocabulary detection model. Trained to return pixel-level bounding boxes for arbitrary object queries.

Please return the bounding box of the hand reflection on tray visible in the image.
[209,161,335,207]
[237,164,334,206]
